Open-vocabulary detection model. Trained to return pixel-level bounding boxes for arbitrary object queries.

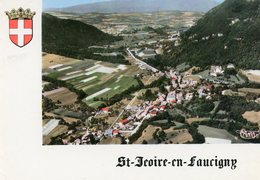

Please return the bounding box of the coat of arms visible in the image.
[5,8,36,48]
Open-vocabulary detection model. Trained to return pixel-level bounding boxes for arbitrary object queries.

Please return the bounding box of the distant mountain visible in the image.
[47,0,220,13]
[161,0,260,69]
[42,13,120,59]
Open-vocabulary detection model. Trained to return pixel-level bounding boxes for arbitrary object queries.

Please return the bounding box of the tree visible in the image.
[224,68,237,76]
[42,96,57,112]
[142,140,148,144]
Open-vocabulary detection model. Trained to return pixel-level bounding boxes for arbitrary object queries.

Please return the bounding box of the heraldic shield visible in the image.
[5,8,36,48]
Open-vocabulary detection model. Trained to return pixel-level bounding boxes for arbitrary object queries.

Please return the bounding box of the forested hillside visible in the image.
[162,0,260,69]
[42,13,124,63]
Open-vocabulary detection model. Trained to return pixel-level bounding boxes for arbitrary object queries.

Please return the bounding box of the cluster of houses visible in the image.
[100,68,215,140]
[133,94,168,120]
[136,48,157,59]
[201,33,224,41]
[165,70,213,104]
[210,64,236,77]
[188,32,224,44]
[56,64,224,145]
[56,65,222,144]
[207,64,238,85]
[132,45,165,60]
[197,85,213,99]
[57,64,228,145]
[167,31,182,46]
[103,92,168,138]
[168,31,180,41]
[59,108,111,145]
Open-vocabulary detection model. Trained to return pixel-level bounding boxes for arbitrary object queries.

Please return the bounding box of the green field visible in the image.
[67,72,105,89]
[83,76,139,108]
[45,61,139,108]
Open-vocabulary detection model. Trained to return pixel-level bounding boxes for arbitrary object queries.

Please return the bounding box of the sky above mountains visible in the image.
[44,0,224,9]
[44,0,110,9]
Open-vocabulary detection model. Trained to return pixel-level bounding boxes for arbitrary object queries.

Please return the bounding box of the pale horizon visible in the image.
[44,0,225,9]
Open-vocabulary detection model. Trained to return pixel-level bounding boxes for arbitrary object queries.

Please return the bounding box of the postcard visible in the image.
[0,0,260,180]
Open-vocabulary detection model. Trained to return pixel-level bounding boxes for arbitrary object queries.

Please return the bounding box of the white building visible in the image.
[255,98,260,104]
[166,91,176,104]
[227,63,235,69]
[155,48,164,55]
[137,48,156,59]
[217,33,224,37]
[210,66,224,77]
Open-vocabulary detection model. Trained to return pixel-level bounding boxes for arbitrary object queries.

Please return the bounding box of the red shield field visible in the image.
[9,19,33,47]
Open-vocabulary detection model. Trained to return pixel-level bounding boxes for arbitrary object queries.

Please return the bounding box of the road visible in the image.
[126,48,162,73]
[99,75,154,143]
[99,49,160,143]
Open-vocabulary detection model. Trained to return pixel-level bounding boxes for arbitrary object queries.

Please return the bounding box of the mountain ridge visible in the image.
[46,0,220,13]
[160,0,260,70]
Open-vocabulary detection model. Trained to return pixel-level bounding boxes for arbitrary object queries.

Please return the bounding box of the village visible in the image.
[43,54,258,145]
[42,10,260,145]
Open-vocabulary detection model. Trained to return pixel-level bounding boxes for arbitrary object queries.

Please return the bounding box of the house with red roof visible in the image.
[101,107,109,113]
[160,106,166,111]
[112,129,120,136]
[119,118,129,125]
[149,110,158,117]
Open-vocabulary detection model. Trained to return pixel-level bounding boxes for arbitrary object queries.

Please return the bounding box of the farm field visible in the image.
[43,88,78,105]
[83,76,139,107]
[42,53,81,69]
[44,112,80,124]
[134,125,193,144]
[163,128,193,144]
[186,117,209,125]
[99,137,121,144]
[241,70,260,83]
[43,53,140,108]
[242,111,260,125]
[134,125,159,144]
[238,88,260,95]
[43,124,68,145]
[198,125,246,143]
[222,89,246,97]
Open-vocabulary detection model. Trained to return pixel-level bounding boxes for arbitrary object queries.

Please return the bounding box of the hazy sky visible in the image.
[43,0,111,9]
[44,0,225,9]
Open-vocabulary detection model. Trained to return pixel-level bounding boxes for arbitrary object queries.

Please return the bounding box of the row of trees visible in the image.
[42,96,57,112]
[145,76,170,93]
[42,83,58,92]
[138,89,158,101]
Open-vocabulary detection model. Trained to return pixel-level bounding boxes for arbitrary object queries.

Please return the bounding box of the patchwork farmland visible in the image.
[43,54,140,108]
